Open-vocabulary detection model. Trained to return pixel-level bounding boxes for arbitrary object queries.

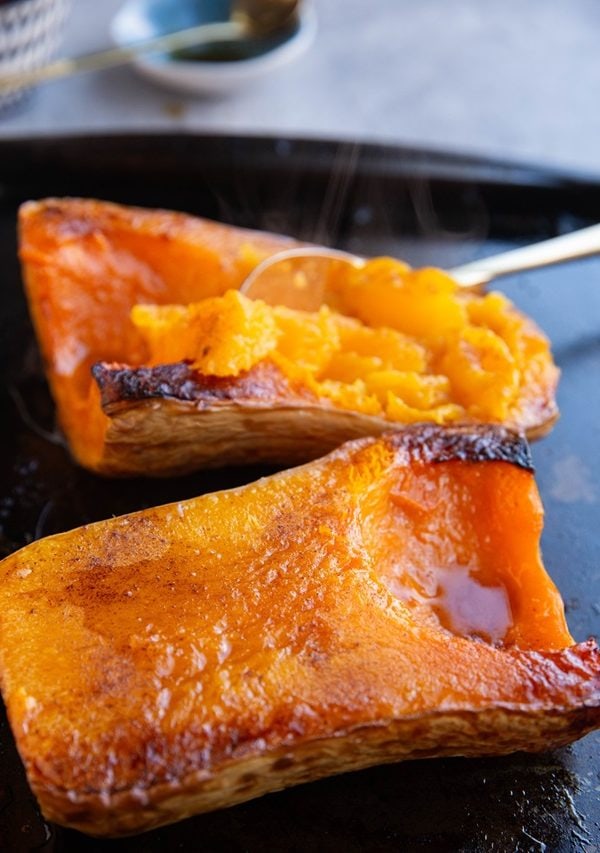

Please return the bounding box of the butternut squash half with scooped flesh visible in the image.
[19,198,559,476]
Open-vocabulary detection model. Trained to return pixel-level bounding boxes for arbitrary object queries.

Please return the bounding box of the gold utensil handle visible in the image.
[0,21,244,91]
[450,223,600,287]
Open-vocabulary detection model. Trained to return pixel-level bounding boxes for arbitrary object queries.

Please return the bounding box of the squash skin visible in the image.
[0,425,598,837]
[19,198,559,476]
[92,358,557,476]
[93,359,400,474]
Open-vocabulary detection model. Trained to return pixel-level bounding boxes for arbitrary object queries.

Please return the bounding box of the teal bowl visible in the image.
[111,0,316,95]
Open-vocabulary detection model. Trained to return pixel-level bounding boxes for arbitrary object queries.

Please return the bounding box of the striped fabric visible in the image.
[0,0,70,108]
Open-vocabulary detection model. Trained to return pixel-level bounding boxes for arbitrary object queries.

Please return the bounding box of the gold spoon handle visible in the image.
[449,223,600,286]
[0,21,245,91]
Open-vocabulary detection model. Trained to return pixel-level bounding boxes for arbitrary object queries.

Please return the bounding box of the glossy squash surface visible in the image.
[19,199,559,475]
[0,426,597,837]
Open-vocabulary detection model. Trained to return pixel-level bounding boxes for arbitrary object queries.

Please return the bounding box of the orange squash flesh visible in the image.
[18,198,299,472]
[0,426,597,837]
[18,198,559,476]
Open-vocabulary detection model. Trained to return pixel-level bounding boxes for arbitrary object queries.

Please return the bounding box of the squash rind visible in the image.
[92,359,542,475]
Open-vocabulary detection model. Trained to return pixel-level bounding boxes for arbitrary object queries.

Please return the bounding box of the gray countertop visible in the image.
[2,0,600,176]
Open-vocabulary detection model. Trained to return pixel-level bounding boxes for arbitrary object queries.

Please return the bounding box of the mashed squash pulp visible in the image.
[131,258,554,428]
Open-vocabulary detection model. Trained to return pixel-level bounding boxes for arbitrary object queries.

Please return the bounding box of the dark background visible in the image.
[0,135,598,852]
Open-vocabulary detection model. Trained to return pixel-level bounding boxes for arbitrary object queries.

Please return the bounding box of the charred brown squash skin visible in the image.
[0,426,597,837]
[19,198,559,476]
[93,359,394,474]
[92,360,554,476]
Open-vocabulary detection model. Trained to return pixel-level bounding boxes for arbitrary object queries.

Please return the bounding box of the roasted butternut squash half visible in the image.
[19,199,559,476]
[0,425,598,837]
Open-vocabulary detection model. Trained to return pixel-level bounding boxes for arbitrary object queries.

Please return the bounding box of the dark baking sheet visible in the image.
[0,134,599,852]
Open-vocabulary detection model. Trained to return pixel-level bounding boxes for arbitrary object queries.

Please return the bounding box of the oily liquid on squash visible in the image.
[388,564,512,646]
[131,258,555,431]
[367,439,515,645]
[367,456,547,648]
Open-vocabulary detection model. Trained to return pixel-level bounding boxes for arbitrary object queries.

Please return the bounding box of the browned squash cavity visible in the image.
[19,199,559,476]
[0,426,598,837]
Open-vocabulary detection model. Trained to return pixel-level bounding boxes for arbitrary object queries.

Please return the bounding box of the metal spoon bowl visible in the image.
[240,223,600,310]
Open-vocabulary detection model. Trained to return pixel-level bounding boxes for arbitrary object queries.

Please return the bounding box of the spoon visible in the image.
[240,223,600,311]
[0,0,299,93]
